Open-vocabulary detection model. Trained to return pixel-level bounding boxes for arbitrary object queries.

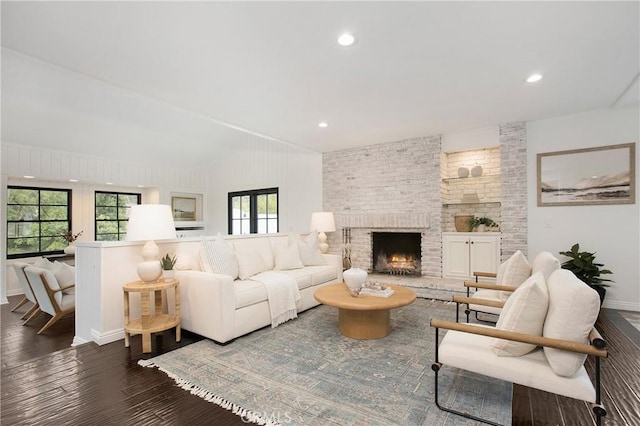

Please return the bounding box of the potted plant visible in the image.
[468,216,498,232]
[558,243,613,305]
[160,253,177,281]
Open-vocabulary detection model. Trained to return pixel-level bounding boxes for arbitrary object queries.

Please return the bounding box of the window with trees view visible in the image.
[95,191,141,241]
[228,188,278,235]
[7,186,71,258]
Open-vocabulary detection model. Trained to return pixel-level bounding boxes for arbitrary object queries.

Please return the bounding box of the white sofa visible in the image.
[174,233,343,343]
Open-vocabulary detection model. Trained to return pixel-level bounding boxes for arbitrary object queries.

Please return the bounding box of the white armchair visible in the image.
[24,266,76,334]
[10,262,40,322]
[455,251,560,323]
[432,269,608,425]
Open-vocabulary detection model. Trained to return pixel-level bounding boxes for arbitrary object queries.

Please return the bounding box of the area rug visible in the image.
[140,299,511,425]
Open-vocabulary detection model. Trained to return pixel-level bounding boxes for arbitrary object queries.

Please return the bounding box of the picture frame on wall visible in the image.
[171,196,197,221]
[537,142,635,206]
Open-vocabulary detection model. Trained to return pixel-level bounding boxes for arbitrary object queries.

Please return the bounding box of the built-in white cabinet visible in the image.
[442,232,501,279]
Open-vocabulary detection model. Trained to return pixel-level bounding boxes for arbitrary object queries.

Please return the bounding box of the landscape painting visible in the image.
[537,143,635,206]
[172,196,196,221]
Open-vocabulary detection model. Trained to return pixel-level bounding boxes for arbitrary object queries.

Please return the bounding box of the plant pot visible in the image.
[454,215,473,232]
[590,285,606,307]
[476,224,486,232]
[162,269,176,282]
[64,243,76,255]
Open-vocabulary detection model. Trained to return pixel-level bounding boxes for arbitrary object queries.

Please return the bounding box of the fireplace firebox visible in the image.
[372,232,421,276]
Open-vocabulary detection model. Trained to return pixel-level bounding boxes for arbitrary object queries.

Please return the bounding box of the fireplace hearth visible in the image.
[372,232,421,276]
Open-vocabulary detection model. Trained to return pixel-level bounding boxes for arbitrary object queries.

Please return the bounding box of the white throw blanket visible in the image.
[250,271,301,328]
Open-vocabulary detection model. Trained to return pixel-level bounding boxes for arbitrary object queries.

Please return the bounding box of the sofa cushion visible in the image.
[53,261,76,295]
[175,252,201,271]
[274,243,304,271]
[232,237,275,270]
[235,279,268,309]
[291,232,326,266]
[543,269,600,377]
[491,271,549,356]
[203,234,239,278]
[497,250,532,300]
[236,249,268,280]
[469,289,503,316]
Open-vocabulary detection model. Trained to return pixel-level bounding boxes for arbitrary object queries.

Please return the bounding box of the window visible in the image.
[228,188,278,235]
[7,186,71,258]
[95,191,141,241]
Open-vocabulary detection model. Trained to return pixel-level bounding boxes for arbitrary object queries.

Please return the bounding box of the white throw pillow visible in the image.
[53,261,75,286]
[174,252,200,271]
[497,250,532,301]
[236,249,268,280]
[490,271,549,356]
[34,257,55,270]
[543,269,600,377]
[274,243,304,271]
[531,251,560,280]
[203,233,239,279]
[198,246,214,273]
[291,232,326,266]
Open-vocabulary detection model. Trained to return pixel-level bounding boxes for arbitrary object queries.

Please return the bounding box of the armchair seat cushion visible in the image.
[439,327,596,403]
[60,293,76,310]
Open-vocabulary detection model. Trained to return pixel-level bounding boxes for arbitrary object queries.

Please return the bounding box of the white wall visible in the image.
[527,106,640,311]
[1,139,323,301]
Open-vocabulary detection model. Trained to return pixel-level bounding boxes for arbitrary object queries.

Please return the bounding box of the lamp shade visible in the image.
[125,204,177,242]
[309,212,336,233]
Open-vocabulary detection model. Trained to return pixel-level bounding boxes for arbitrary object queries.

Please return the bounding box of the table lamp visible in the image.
[310,212,336,254]
[125,204,177,282]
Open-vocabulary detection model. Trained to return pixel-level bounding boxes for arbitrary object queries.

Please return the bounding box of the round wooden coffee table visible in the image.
[314,283,416,339]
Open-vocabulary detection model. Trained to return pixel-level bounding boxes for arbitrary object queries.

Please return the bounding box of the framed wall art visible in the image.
[171,196,197,221]
[537,142,635,206]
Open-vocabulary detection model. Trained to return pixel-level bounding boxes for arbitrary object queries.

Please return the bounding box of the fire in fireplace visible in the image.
[372,232,421,276]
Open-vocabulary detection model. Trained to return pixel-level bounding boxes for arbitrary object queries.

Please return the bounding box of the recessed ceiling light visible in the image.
[106,182,113,185]
[337,33,356,47]
[23,175,35,179]
[137,185,145,188]
[526,73,543,83]
[318,122,328,128]
[69,179,78,182]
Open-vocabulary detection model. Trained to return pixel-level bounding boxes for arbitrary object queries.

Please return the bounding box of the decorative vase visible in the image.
[162,269,176,282]
[343,268,367,292]
[64,243,76,255]
[477,224,486,232]
[454,215,473,232]
[457,167,469,178]
[471,165,483,177]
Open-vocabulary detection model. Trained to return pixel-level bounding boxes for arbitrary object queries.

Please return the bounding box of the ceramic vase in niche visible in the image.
[64,243,76,255]
[343,268,367,292]
[457,167,469,178]
[471,165,483,177]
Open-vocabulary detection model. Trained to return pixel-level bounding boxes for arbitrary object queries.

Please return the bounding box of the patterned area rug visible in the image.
[140,299,511,425]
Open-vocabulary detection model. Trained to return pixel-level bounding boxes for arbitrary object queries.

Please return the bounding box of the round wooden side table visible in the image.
[123,278,181,353]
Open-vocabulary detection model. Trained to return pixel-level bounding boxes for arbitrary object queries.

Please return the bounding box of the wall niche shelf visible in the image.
[442,174,500,183]
[443,201,502,207]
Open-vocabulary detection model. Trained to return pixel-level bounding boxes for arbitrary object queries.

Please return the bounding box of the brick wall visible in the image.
[322,124,527,277]
[499,122,528,259]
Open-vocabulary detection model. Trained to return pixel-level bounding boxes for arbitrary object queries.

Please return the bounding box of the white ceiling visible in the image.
[2,1,639,168]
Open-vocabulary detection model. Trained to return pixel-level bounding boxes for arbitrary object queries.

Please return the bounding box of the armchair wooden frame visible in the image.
[430,319,608,426]
[32,272,75,335]
[453,271,517,323]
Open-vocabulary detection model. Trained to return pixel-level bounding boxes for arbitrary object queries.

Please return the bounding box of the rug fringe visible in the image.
[138,359,280,426]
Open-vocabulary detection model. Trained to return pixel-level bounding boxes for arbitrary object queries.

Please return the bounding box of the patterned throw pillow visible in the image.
[202,233,239,279]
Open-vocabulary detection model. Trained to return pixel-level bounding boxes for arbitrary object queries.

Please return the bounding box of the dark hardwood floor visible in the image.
[2,295,639,425]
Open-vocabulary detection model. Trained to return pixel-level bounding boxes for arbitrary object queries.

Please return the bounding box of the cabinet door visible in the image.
[443,235,471,278]
[470,236,500,275]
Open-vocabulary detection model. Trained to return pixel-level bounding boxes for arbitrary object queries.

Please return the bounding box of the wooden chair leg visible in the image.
[23,307,42,325]
[11,297,29,312]
[37,313,66,335]
[20,304,39,320]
